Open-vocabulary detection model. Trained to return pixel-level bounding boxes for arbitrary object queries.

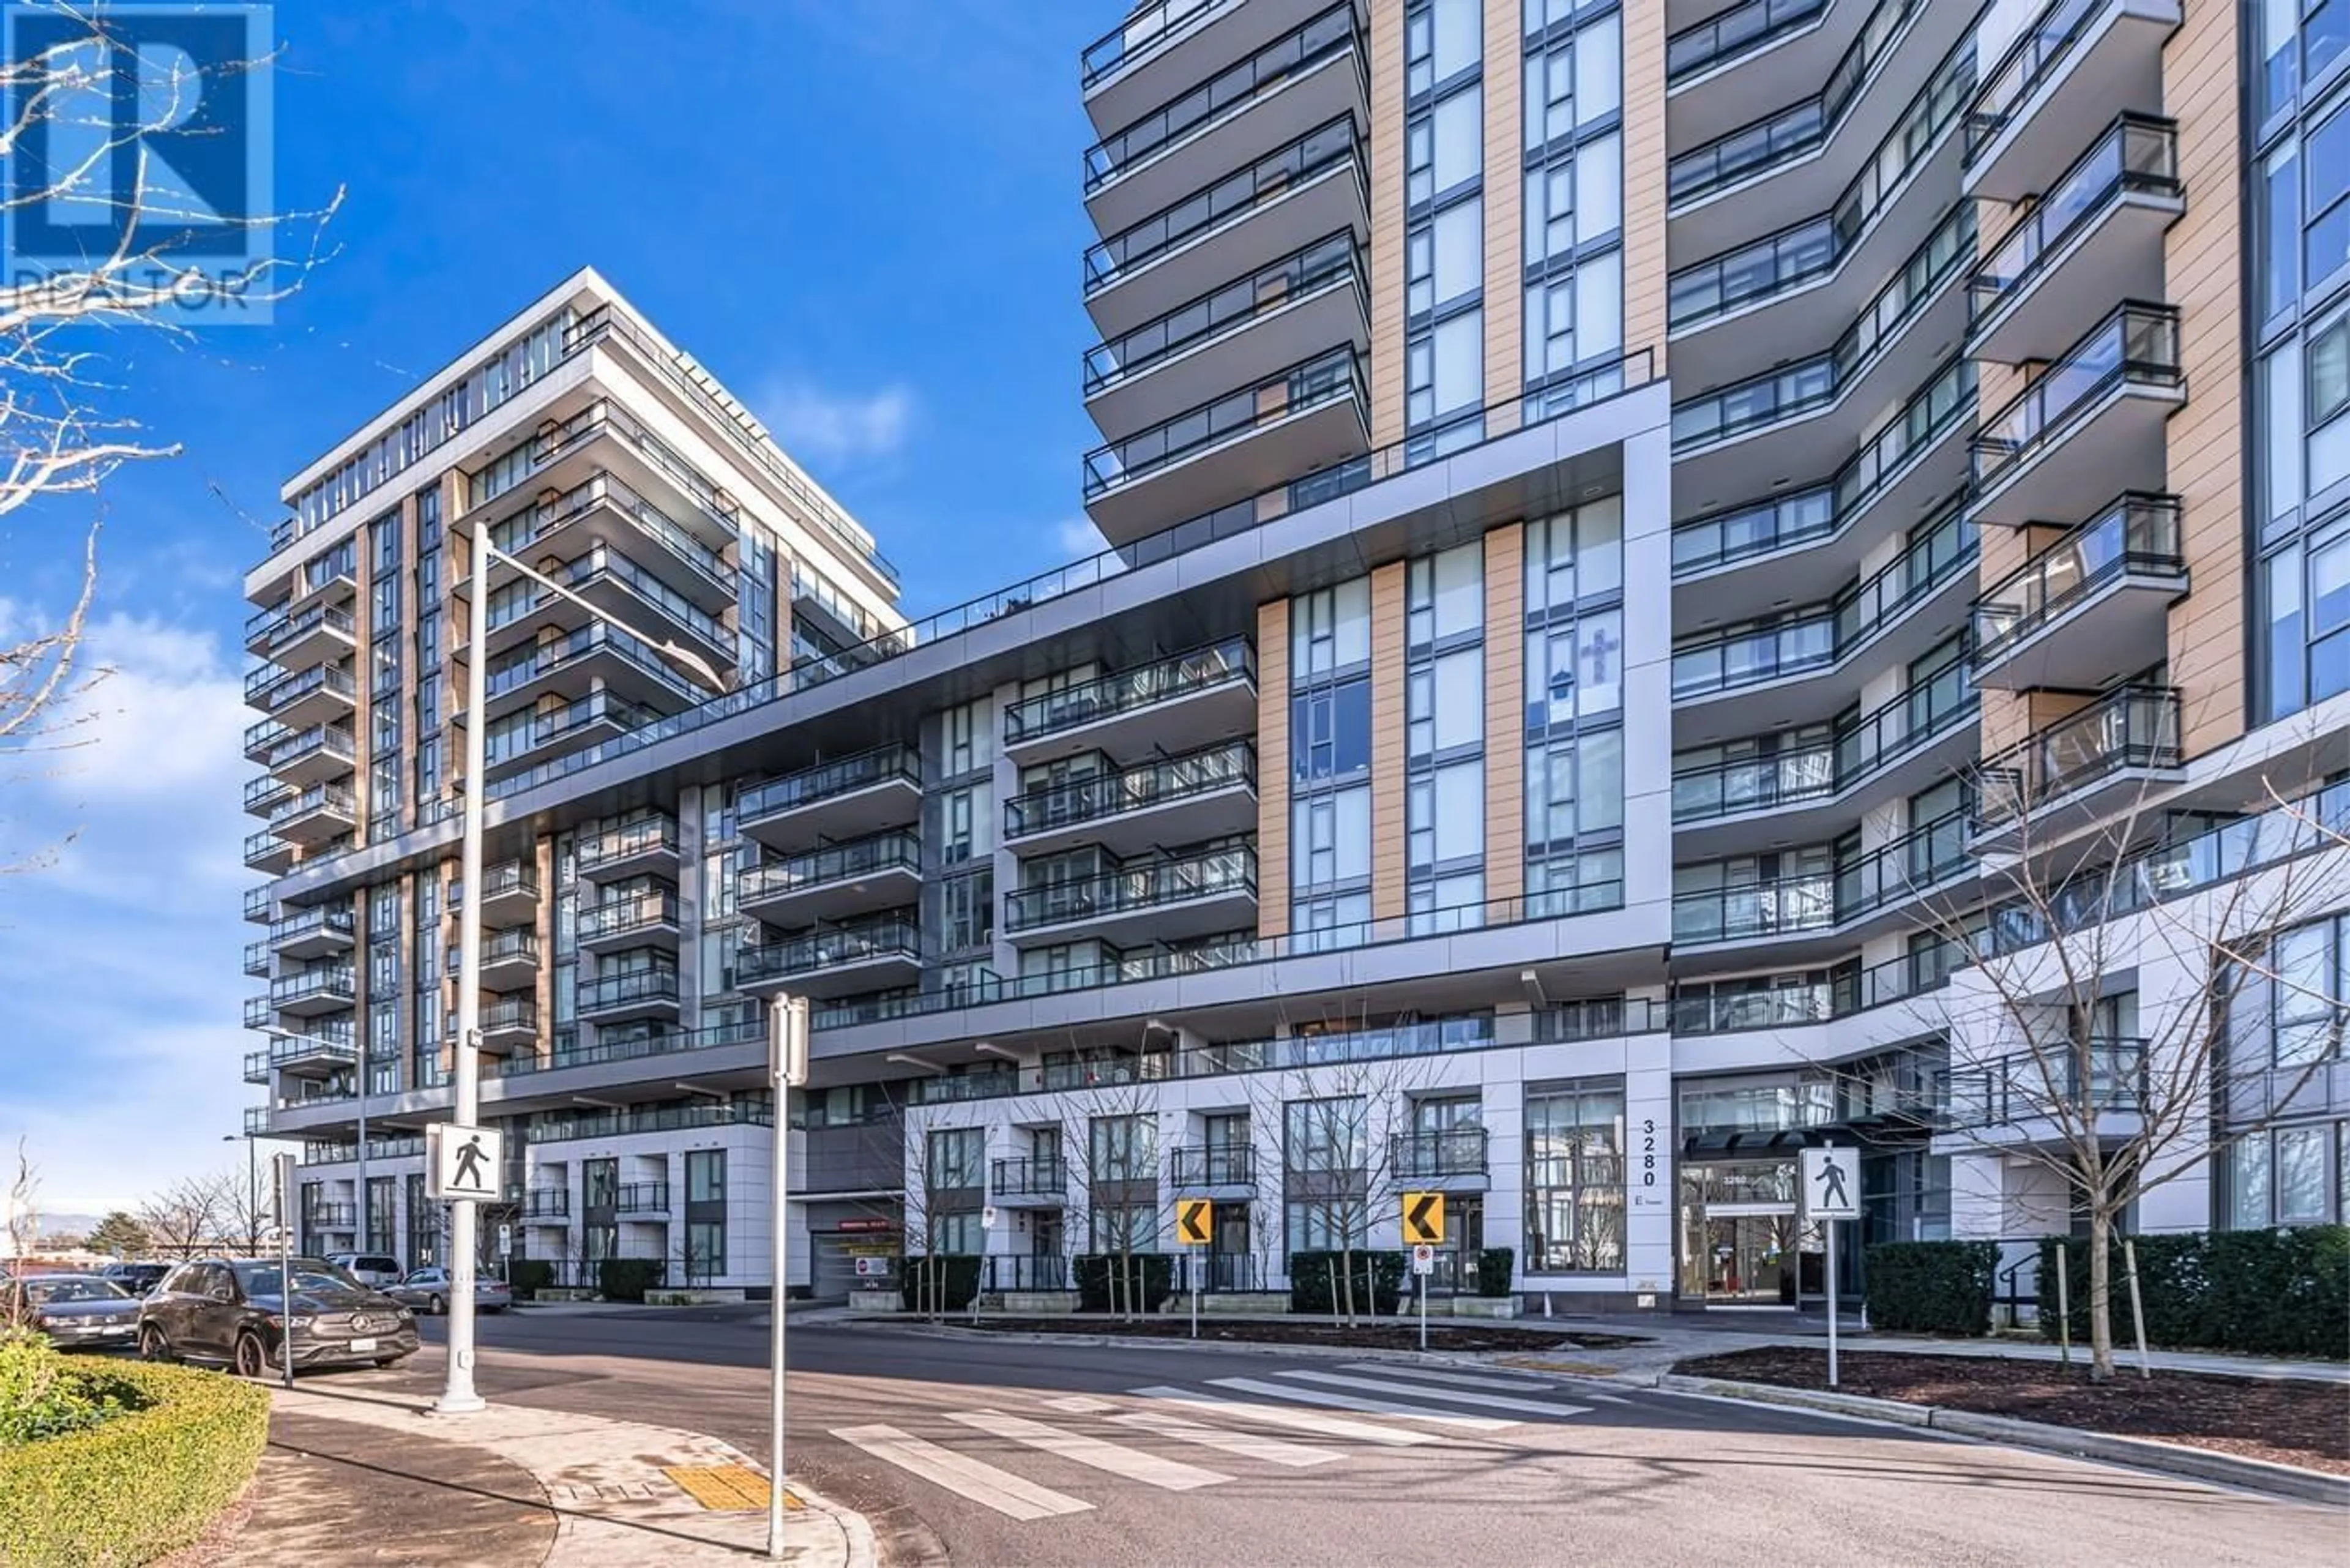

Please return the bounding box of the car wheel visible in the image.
[136,1324,174,1362]
[428,1294,446,1315]
[233,1331,269,1380]
[375,1354,409,1368]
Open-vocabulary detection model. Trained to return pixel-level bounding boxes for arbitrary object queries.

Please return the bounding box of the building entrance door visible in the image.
[1209,1203,1251,1291]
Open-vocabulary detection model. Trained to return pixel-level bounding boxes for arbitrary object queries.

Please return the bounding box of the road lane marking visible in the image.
[946,1410,1231,1491]
[1126,1386,1441,1447]
[1106,1409,1344,1468]
[1340,1363,1561,1392]
[831,1424,1093,1521]
[1278,1370,1591,1419]
[1204,1376,1515,1431]
[1043,1395,1116,1413]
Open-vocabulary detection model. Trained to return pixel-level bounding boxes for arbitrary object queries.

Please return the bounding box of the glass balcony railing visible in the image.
[576,968,679,1013]
[245,660,356,714]
[454,929,540,971]
[1669,947,1966,1034]
[1667,0,1828,83]
[1939,1039,2147,1126]
[270,966,355,1007]
[266,782,356,827]
[1669,42,1973,329]
[1004,638,1253,744]
[256,723,356,772]
[611,1182,671,1214]
[487,1014,764,1082]
[737,913,920,986]
[487,542,730,657]
[1969,116,2179,328]
[270,905,355,947]
[1389,1127,1489,1180]
[1086,4,1360,190]
[487,469,729,595]
[1083,0,1241,89]
[1969,303,2180,492]
[1971,493,2184,660]
[577,812,679,872]
[1005,845,1256,933]
[1976,684,2180,828]
[576,890,681,943]
[449,861,540,910]
[1672,671,1976,821]
[1085,233,1363,396]
[1673,812,1971,944]
[523,1190,569,1219]
[465,997,539,1036]
[484,621,703,706]
[1085,349,1365,498]
[739,747,920,824]
[739,832,922,903]
[1964,0,2106,163]
[244,599,356,653]
[1668,0,1928,205]
[482,692,661,767]
[1005,741,1256,838]
[1085,117,1364,295]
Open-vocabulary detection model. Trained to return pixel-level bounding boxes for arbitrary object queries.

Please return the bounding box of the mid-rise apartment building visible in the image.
[240,0,2350,1307]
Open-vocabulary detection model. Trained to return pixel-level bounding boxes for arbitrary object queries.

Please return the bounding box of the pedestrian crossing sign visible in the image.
[427,1122,504,1203]
[1800,1146,1859,1220]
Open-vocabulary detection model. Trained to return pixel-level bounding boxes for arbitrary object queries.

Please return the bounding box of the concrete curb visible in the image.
[1654,1375,2350,1507]
[843,1315,1650,1371]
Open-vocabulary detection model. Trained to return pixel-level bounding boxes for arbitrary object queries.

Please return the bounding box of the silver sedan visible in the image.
[385,1266,512,1315]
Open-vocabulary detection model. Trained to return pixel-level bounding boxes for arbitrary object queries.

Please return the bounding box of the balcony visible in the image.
[480,622,705,725]
[261,1029,357,1080]
[466,861,542,927]
[244,600,356,667]
[243,1107,269,1136]
[1004,741,1256,857]
[244,661,356,729]
[1936,1040,2147,1136]
[481,545,736,685]
[480,691,658,782]
[269,905,356,961]
[1974,684,2182,843]
[1002,638,1256,763]
[1085,232,1367,439]
[244,831,297,876]
[612,1182,671,1217]
[1968,116,2182,366]
[990,1157,1069,1208]
[1673,813,1975,957]
[1963,0,2180,203]
[243,942,269,979]
[460,996,540,1054]
[1083,117,1368,338]
[468,928,542,990]
[1084,3,1364,234]
[243,775,294,819]
[523,1189,570,1220]
[738,746,922,854]
[576,812,680,881]
[1004,843,1256,947]
[284,561,358,620]
[250,723,355,788]
[1389,1128,1490,1192]
[737,831,921,926]
[1971,494,2187,691]
[483,470,733,613]
[267,782,358,846]
[1968,303,2181,529]
[1166,1145,1256,1198]
[243,996,270,1031]
[736,912,922,999]
[576,889,681,954]
[1083,348,1367,545]
[576,966,681,1024]
[1082,0,1340,133]
[270,965,355,1018]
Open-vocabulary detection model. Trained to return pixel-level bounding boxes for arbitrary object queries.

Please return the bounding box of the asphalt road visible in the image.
[340,1307,2348,1568]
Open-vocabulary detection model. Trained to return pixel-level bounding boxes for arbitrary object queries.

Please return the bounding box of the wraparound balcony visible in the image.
[1084,2,1364,234]
[480,622,704,725]
[1083,348,1368,545]
[1083,116,1368,338]
[478,539,735,675]
[738,831,922,926]
[266,782,357,847]
[1972,684,2182,844]
[739,747,922,854]
[243,600,355,668]
[1970,494,2187,691]
[1963,0,2180,204]
[990,1157,1070,1208]
[1082,0,1342,134]
[1004,740,1256,857]
[269,904,355,961]
[466,928,542,991]
[271,965,355,1018]
[244,660,356,730]
[574,966,680,1025]
[1002,638,1255,763]
[737,911,922,999]
[482,470,733,613]
[478,691,658,782]
[247,722,355,789]
[1968,303,2181,529]
[575,889,681,954]
[576,812,680,881]
[1968,116,2182,367]
[1004,843,1256,947]
[1673,813,1975,957]
[1934,1039,2146,1140]
[244,831,297,876]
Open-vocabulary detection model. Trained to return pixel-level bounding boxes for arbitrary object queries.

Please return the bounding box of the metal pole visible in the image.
[1826,1219,1840,1390]
[2123,1238,2152,1381]
[1190,1254,1199,1341]
[769,994,807,1562]
[435,521,493,1417]
[248,1139,259,1253]
[2056,1242,2072,1367]
[1418,1266,1428,1353]
[278,1170,295,1390]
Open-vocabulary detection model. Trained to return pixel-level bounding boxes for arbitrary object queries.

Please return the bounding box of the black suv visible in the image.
[99,1262,171,1297]
[137,1257,419,1378]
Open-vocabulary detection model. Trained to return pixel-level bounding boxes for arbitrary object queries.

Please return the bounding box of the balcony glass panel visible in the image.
[1083,0,1239,88]
[1965,0,2106,162]
[576,968,679,1012]
[1084,118,1364,294]
[1004,639,1254,743]
[740,832,922,901]
[1969,116,2179,326]
[576,890,681,942]
[578,812,679,871]
[1672,671,1975,820]
[1939,1039,2147,1125]
[488,471,728,594]
[1971,493,2184,657]
[1970,304,2180,490]
[1977,684,2180,826]
[1004,845,1256,931]
[1085,349,1364,496]
[738,914,920,984]
[1086,234,1363,394]
[739,747,921,821]
[1005,742,1255,837]
[1667,0,1827,83]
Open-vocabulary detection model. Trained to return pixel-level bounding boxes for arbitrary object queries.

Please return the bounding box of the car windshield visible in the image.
[403,1270,444,1284]
[25,1278,129,1304]
[233,1264,358,1298]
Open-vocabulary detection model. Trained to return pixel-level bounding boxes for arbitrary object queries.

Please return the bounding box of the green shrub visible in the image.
[1072,1253,1174,1313]
[1862,1241,1997,1335]
[1288,1250,1407,1315]
[1,1331,140,1446]
[1474,1247,1516,1298]
[900,1254,982,1314]
[506,1259,554,1301]
[2035,1226,2348,1359]
[0,1355,269,1567]
[597,1258,664,1303]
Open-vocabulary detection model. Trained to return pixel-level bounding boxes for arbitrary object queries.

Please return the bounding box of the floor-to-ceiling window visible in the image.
[1523,498,1625,913]
[1521,0,1624,420]
[1291,579,1373,943]
[1405,541,1486,927]
[1404,0,1486,460]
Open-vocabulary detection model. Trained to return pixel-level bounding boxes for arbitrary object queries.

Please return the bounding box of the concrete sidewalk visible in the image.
[228,1383,875,1567]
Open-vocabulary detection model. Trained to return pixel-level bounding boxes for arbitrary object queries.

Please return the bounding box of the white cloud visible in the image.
[42,613,250,803]
[756,380,915,465]
[1053,517,1105,558]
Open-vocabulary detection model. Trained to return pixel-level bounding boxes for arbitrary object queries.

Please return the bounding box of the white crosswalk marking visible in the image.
[1205,1375,1516,1431]
[1277,1369,1592,1419]
[1127,1385,1442,1446]
[1341,1362,1559,1392]
[946,1409,1232,1491]
[1043,1395,1116,1413]
[1106,1409,1344,1468]
[832,1424,1093,1521]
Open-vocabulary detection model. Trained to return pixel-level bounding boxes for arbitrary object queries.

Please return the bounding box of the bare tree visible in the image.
[138,1173,230,1260]
[4,1137,39,1264]
[1062,1070,1166,1320]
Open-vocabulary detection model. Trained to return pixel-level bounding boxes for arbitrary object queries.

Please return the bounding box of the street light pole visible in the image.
[768,994,809,1561]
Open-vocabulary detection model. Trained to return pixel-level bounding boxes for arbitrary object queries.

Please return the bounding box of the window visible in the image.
[1525,728,1624,846]
[1407,542,1484,646]
[927,1128,983,1189]
[1291,579,1372,678]
[1526,498,1624,609]
[1408,310,1483,428]
[1408,198,1484,318]
[1407,0,1480,95]
[1285,1096,1366,1173]
[1408,648,1484,757]
[1292,786,1370,890]
[941,783,990,865]
[1528,610,1625,723]
[687,1149,725,1204]
[1524,1085,1624,1271]
[1408,84,1483,206]
[930,1211,980,1255]
[941,870,993,950]
[1088,1204,1155,1253]
[1523,12,1619,149]
[1408,760,1483,872]
[1088,1116,1154,1182]
[944,699,991,775]
[685,1221,725,1282]
[1291,679,1373,782]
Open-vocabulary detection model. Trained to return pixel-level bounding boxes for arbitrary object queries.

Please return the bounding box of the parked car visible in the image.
[137,1257,418,1377]
[325,1253,403,1288]
[99,1262,171,1297]
[387,1266,511,1315]
[7,1274,141,1351]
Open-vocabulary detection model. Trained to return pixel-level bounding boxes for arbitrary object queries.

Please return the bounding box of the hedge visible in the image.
[1288,1250,1407,1315]
[0,1359,270,1568]
[1073,1253,1174,1314]
[900,1254,981,1313]
[597,1258,664,1303]
[2037,1226,2348,1359]
[1862,1241,1997,1335]
[1474,1247,1516,1298]
[507,1259,554,1301]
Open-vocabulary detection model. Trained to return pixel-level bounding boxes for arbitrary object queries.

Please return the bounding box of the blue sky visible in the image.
[0,0,1118,1220]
